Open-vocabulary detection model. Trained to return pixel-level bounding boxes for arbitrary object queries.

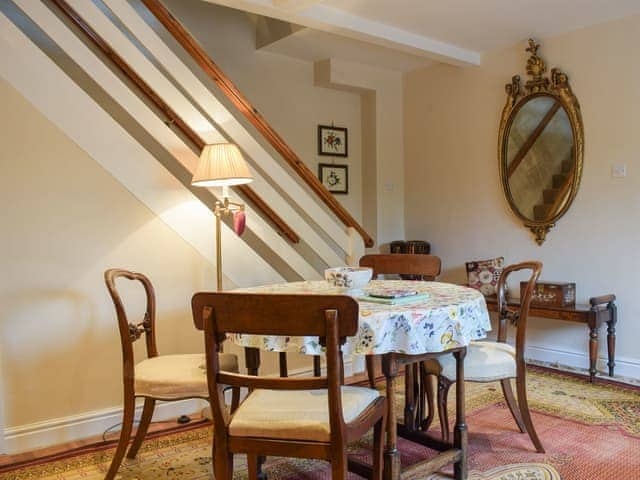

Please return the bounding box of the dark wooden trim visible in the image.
[507,101,560,178]
[49,0,299,244]
[140,0,374,248]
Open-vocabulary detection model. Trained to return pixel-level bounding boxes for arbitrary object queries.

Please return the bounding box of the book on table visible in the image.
[358,289,428,305]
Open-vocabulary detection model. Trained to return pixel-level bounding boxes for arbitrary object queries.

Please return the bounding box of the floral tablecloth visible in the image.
[229,280,491,356]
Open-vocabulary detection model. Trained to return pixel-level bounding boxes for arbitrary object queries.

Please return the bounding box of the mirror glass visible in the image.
[505,95,574,222]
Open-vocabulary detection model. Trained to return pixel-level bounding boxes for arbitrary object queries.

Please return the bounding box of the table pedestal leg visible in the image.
[382,354,401,480]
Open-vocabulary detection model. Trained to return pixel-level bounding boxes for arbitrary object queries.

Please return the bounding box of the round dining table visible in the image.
[226,279,491,480]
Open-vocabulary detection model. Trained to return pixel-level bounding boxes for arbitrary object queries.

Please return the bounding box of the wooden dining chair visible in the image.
[103,269,240,480]
[192,292,387,480]
[421,261,545,453]
[359,254,442,388]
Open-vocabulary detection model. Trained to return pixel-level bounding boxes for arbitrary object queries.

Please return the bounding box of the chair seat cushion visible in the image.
[228,386,380,442]
[135,353,238,399]
[423,341,516,382]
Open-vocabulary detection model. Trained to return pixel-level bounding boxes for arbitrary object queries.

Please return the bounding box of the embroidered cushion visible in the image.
[466,257,504,297]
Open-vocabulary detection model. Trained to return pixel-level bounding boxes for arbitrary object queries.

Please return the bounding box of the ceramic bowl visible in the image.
[324,267,373,291]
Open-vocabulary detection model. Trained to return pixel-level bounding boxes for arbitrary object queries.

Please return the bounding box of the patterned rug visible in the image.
[1,366,638,480]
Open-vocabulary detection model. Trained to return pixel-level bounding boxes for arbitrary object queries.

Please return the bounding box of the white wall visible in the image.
[404,15,640,379]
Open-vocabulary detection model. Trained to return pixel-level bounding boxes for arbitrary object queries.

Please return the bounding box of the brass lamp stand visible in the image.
[191,143,253,291]
[214,186,245,291]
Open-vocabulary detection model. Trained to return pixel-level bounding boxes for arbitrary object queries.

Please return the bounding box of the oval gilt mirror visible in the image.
[498,39,584,245]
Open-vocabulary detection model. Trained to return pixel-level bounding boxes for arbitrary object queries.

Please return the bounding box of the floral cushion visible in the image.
[466,257,504,297]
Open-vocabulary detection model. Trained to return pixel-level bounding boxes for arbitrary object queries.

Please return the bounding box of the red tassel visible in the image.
[233,211,246,236]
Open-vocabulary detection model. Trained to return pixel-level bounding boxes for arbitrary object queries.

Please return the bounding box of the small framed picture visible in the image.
[318,163,348,194]
[318,125,348,157]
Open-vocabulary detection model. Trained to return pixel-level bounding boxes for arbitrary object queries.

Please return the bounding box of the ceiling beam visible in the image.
[203,0,480,66]
[272,0,322,12]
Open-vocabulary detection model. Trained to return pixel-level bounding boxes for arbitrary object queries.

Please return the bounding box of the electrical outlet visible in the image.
[612,163,627,178]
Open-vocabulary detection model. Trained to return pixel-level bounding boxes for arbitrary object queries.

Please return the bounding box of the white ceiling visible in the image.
[321,0,640,52]
[207,0,640,68]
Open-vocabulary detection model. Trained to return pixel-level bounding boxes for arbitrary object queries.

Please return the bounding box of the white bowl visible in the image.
[324,267,373,291]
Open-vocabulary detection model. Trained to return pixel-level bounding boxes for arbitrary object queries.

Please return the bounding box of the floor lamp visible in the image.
[192,143,253,291]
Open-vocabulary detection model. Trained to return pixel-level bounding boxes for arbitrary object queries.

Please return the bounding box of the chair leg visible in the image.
[104,394,136,480]
[500,378,526,433]
[437,376,453,443]
[231,386,241,413]
[247,453,260,480]
[127,397,155,459]
[372,406,386,480]
[366,355,377,388]
[515,374,545,453]
[330,453,348,480]
[420,368,435,432]
[214,443,234,480]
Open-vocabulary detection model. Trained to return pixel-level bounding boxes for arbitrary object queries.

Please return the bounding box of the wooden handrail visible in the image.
[507,101,560,178]
[140,0,374,248]
[50,0,299,244]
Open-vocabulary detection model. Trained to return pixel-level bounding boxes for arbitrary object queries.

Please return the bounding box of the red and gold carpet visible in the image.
[1,366,638,480]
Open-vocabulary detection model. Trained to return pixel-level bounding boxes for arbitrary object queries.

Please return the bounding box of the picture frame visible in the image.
[318,125,348,157]
[318,163,348,194]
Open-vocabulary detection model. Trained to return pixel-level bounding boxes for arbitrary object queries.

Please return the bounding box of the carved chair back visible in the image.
[191,292,358,445]
[359,254,441,280]
[496,261,543,365]
[104,269,159,386]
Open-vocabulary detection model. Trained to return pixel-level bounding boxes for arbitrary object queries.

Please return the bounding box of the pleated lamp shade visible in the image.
[192,143,253,187]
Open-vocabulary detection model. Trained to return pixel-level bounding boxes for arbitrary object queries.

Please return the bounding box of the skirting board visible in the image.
[2,398,208,455]
[2,359,353,455]
[525,344,640,380]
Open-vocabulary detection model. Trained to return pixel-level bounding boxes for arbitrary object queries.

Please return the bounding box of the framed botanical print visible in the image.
[318,125,348,157]
[318,163,348,194]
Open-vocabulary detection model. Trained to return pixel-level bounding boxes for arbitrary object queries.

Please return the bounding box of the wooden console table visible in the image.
[485,294,617,383]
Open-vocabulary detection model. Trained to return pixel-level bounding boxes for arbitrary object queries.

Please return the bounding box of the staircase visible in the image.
[533,155,574,221]
[0,0,372,287]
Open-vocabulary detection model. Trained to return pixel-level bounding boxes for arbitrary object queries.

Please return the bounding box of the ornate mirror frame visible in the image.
[498,39,584,245]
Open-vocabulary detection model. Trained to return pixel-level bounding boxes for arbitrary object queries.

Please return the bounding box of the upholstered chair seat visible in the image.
[423,341,516,383]
[229,386,380,442]
[135,353,238,400]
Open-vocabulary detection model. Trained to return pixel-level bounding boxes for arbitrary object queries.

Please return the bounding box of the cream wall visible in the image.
[404,15,640,378]
[164,0,364,223]
[0,77,298,441]
[314,58,405,248]
[0,77,212,427]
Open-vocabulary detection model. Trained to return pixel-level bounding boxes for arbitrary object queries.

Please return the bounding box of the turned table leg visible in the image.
[607,301,617,377]
[244,348,267,479]
[588,325,598,383]
[453,348,468,480]
[381,353,401,480]
[404,364,417,431]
